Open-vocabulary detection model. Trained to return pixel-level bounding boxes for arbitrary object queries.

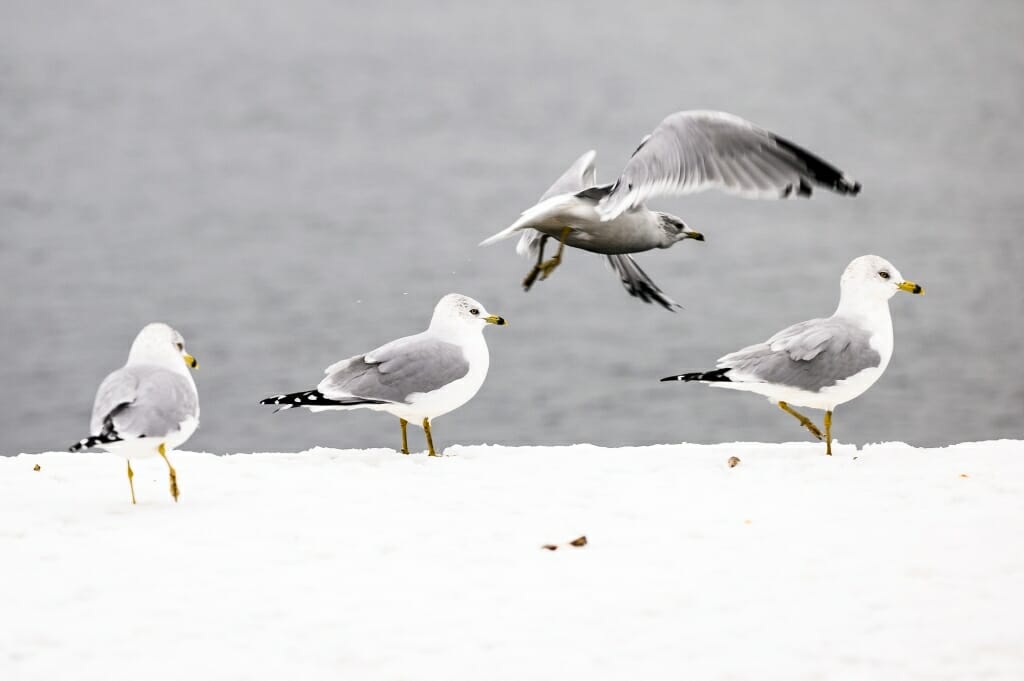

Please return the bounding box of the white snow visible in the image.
[3,440,1023,681]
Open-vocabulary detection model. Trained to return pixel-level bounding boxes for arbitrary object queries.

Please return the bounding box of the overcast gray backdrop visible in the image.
[2,0,1022,455]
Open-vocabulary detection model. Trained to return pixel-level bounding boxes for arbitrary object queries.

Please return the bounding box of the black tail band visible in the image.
[69,432,123,452]
[660,368,732,383]
[260,389,389,410]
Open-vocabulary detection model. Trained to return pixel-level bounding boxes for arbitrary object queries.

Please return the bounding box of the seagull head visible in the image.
[840,255,924,303]
[656,213,704,248]
[430,294,508,334]
[128,323,198,371]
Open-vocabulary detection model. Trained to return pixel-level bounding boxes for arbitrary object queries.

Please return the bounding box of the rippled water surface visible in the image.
[2,0,1022,454]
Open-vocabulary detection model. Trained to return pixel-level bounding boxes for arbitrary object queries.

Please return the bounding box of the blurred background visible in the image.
[2,0,1022,455]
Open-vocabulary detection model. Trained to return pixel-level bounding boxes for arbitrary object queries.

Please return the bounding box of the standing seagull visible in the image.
[70,323,200,503]
[480,110,861,310]
[661,255,923,455]
[260,294,507,456]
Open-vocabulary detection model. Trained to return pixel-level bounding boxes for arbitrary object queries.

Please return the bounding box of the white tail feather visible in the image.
[479,193,578,247]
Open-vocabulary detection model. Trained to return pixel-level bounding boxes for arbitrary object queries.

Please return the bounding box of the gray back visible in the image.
[92,365,198,439]
[720,317,882,392]
[319,338,469,404]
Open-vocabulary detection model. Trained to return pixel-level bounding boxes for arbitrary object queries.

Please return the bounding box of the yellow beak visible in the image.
[183,353,199,369]
[484,315,508,326]
[897,280,924,295]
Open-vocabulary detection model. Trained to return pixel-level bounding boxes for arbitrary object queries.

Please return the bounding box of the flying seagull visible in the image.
[70,323,200,504]
[481,110,861,310]
[661,255,922,455]
[260,294,507,457]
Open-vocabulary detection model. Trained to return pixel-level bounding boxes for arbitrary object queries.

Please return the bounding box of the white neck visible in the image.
[428,317,480,339]
[834,288,891,324]
[834,289,895,366]
[127,343,190,376]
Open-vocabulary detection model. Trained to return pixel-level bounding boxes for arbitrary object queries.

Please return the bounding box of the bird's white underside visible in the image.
[97,415,200,459]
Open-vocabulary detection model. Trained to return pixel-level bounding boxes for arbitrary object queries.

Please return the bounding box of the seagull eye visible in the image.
[469,309,479,316]
[176,342,184,350]
[878,271,890,280]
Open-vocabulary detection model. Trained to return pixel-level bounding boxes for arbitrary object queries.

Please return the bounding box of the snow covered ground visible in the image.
[3,440,1023,681]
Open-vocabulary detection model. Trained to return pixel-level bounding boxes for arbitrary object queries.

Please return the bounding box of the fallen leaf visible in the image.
[959,473,969,478]
[541,544,558,551]
[727,456,741,468]
[569,536,588,547]
[33,464,41,472]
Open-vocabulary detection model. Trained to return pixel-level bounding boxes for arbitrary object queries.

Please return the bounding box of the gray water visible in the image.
[2,0,1022,455]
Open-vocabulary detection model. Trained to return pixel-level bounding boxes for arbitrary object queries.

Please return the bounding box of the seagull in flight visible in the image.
[481,110,861,310]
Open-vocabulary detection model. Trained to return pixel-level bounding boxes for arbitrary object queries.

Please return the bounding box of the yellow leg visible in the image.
[423,417,438,457]
[522,228,571,290]
[127,459,137,505]
[399,418,409,455]
[158,443,179,502]
[538,227,572,281]
[778,402,823,440]
[824,410,833,456]
[521,234,550,290]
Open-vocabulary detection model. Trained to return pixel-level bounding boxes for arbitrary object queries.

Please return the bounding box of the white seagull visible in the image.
[70,323,200,503]
[661,255,923,455]
[481,110,861,310]
[260,294,507,456]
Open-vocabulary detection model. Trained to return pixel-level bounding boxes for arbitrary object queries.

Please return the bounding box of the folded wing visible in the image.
[91,366,197,439]
[318,337,470,404]
[717,318,881,392]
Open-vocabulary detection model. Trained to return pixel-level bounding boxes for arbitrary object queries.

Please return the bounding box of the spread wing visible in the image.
[597,110,861,219]
[604,254,681,311]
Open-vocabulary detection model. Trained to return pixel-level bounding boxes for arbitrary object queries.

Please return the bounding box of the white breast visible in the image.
[387,335,490,425]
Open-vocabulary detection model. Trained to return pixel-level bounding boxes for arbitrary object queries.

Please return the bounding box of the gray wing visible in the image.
[596,111,861,219]
[318,337,470,404]
[605,254,681,311]
[718,317,881,392]
[538,150,597,201]
[516,150,598,258]
[91,365,198,439]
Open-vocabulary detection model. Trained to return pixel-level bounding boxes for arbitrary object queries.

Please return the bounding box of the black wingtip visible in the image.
[605,254,683,312]
[772,134,861,198]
